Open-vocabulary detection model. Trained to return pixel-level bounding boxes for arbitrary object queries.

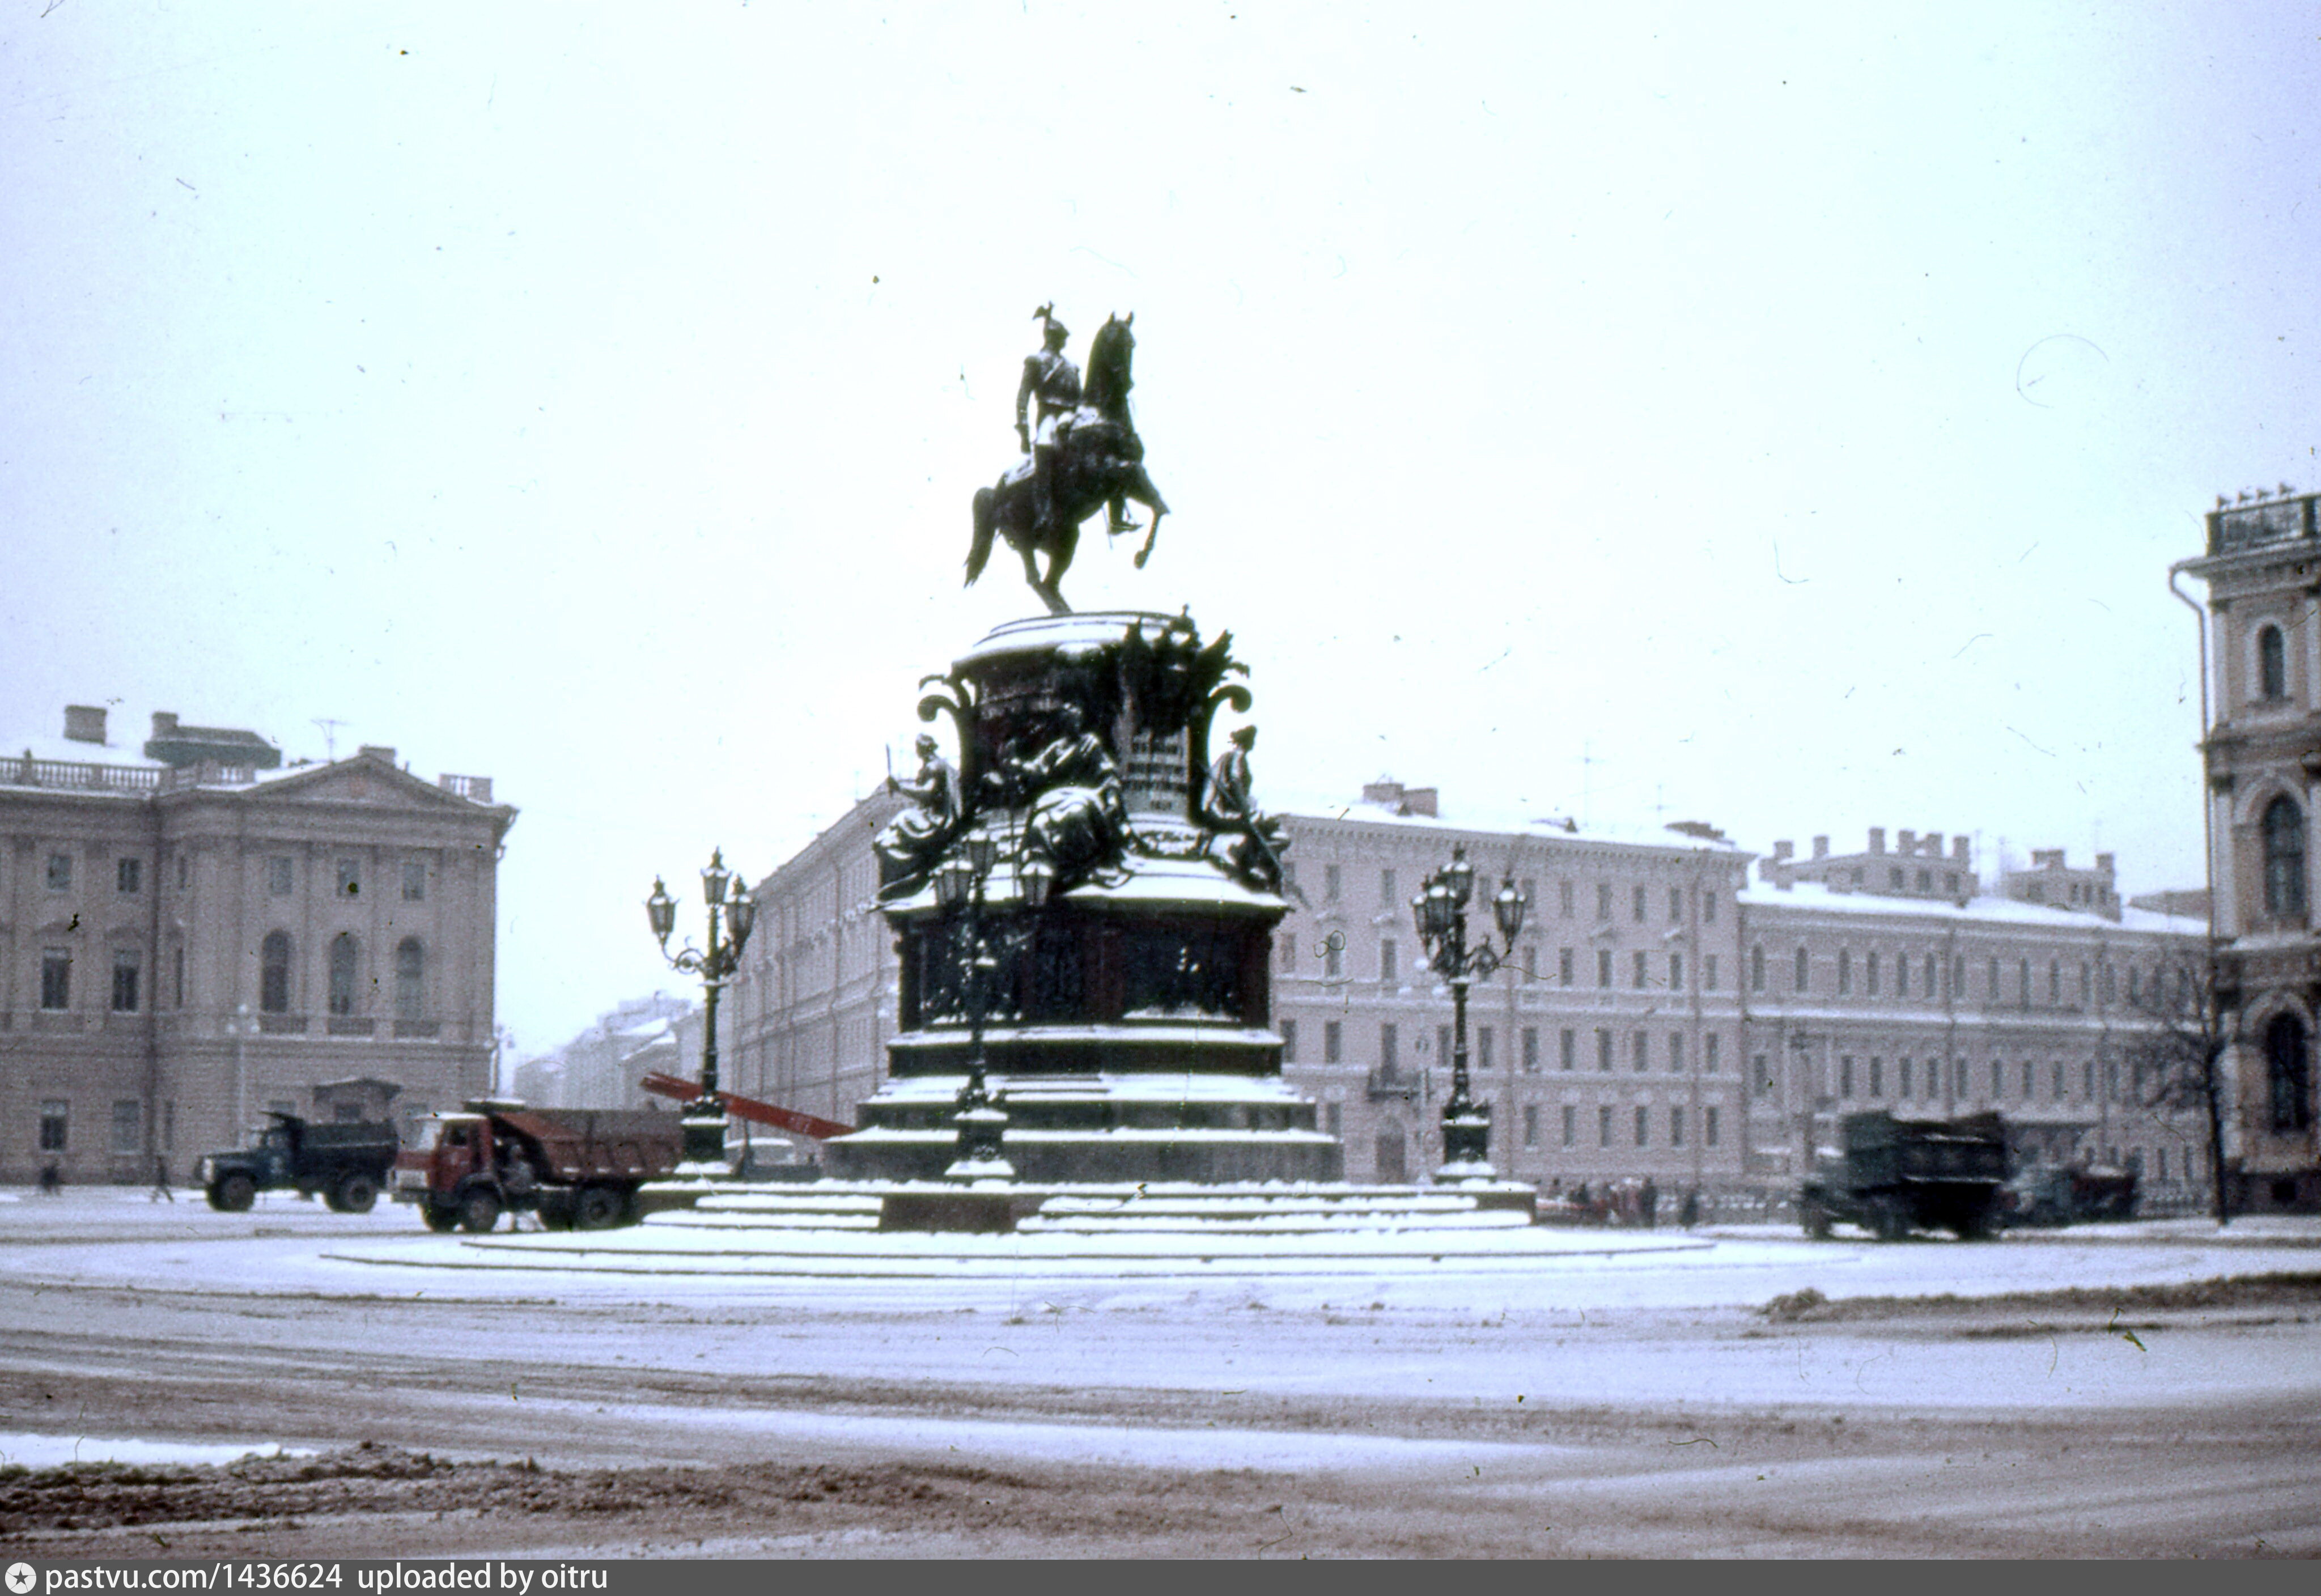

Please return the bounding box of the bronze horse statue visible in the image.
[966,313,1170,615]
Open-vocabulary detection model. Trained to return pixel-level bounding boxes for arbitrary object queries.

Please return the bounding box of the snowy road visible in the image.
[2,1191,2318,1556]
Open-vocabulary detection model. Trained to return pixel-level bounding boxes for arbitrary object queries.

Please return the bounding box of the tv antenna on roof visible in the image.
[311,718,347,761]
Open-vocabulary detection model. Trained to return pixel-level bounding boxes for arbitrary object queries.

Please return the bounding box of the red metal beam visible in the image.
[639,1072,855,1141]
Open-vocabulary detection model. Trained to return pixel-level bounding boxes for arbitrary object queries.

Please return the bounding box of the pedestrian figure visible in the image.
[38,1161,61,1196]
[151,1155,175,1202]
[1679,1187,1700,1229]
[1641,1175,1659,1229]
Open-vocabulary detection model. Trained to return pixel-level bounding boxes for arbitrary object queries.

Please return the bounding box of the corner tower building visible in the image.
[2183,490,2321,1209]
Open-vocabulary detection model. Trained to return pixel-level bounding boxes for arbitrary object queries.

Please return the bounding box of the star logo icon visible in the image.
[6,1561,36,1595]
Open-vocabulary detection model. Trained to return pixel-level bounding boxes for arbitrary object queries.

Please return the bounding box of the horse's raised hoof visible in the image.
[1132,549,1149,568]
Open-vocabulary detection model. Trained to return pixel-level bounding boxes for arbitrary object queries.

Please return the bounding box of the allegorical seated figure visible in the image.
[1199,724,1288,890]
[875,733,965,889]
[1009,704,1130,890]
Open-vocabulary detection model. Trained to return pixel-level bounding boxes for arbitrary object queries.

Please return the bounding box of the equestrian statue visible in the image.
[966,305,1170,615]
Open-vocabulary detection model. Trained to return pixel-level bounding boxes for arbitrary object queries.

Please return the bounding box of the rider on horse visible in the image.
[1016,305,1081,535]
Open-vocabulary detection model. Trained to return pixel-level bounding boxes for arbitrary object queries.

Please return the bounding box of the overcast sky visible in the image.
[6,5,2318,1057]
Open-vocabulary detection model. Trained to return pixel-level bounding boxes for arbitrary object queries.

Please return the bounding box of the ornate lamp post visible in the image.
[644,848,757,1169]
[1412,845,1527,1182]
[932,830,1053,1181]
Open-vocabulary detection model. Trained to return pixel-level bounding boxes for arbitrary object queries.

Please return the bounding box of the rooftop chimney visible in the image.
[1399,787,1439,818]
[1926,832,1945,856]
[2095,852,2115,875]
[1953,836,1971,862]
[150,712,180,738]
[1811,835,1829,860]
[1772,839,1794,861]
[1361,779,1405,808]
[357,744,397,764]
[1869,827,1886,854]
[1898,829,1917,854]
[63,705,106,744]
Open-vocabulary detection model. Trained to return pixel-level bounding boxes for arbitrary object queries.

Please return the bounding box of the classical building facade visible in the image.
[1740,834,2207,1202]
[2183,488,2321,1209]
[1,707,514,1182]
[726,785,2208,1198]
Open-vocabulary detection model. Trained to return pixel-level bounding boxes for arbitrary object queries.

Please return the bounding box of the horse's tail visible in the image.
[965,485,996,586]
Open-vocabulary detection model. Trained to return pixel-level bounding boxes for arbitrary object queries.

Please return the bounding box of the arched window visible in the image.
[328,933,360,1017]
[2265,1012,2312,1133]
[2263,795,2307,919]
[260,931,293,1014]
[394,937,425,1021]
[2259,625,2288,700]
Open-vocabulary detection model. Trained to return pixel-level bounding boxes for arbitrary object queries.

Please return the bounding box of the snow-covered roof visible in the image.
[1737,875,2207,936]
[4,733,161,770]
[1276,797,1747,856]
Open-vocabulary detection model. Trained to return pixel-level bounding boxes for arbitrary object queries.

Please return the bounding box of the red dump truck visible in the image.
[392,1101,685,1233]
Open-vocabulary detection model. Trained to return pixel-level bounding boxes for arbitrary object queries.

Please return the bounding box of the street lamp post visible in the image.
[1411,845,1527,1182]
[932,829,1053,1180]
[644,848,757,1169]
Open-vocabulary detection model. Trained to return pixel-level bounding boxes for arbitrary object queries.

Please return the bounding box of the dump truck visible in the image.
[199,1112,400,1213]
[392,1101,686,1233]
[1798,1110,2010,1241]
[2002,1164,2140,1227]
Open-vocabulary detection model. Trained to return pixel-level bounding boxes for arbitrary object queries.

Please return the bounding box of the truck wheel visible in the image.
[574,1185,624,1231]
[458,1189,502,1233]
[537,1195,575,1231]
[1801,1204,1834,1240]
[421,1202,460,1233]
[335,1174,379,1214]
[209,1173,256,1213]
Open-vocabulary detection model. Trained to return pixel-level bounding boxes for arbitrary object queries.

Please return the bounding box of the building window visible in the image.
[1840,1055,1855,1097]
[1991,1059,2005,1099]
[337,859,360,899]
[110,949,140,1013]
[1560,1029,1576,1071]
[1524,944,1538,980]
[1323,864,1340,902]
[1670,1106,1684,1148]
[2264,796,2307,918]
[1559,948,1575,987]
[1838,950,1852,996]
[328,933,360,1016]
[1598,1105,1613,1148]
[1280,935,1296,972]
[261,931,293,1014]
[1559,880,1575,918]
[111,1100,142,1155]
[1703,953,1719,990]
[1928,954,1941,997]
[2019,958,2031,1008]
[1380,1023,1399,1077]
[1323,1020,1342,1064]
[1753,1053,1772,1096]
[39,1101,69,1152]
[116,858,141,894]
[1596,882,1612,920]
[1631,1029,1648,1072]
[46,853,71,892]
[1633,1105,1649,1147]
[1596,1029,1614,1072]
[1632,884,1647,923]
[1561,1105,1576,1147]
[1523,1106,1539,1148]
[172,944,185,1009]
[395,937,425,1021]
[1668,1032,1684,1073]
[1703,890,1717,924]
[269,856,294,895]
[1869,1056,1883,1096]
[1896,956,1910,998]
[1323,1102,1341,1136]
[2266,1012,2313,1133]
[2049,960,2061,1003]
[1889,866,1904,889]
[1632,951,1649,990]
[2022,1060,2035,1099]
[1706,1106,1720,1147]
[1667,886,1682,922]
[1794,946,1809,992]
[2259,623,2288,699]
[1865,952,1880,996]
[1597,949,1613,988]
[1669,952,1684,990]
[176,854,188,890]
[40,948,70,1011]
[402,861,427,902]
[1478,1028,1495,1072]
[1522,1028,1540,1073]
[1279,1020,1297,1063]
[1988,957,2001,1000]
[1705,1033,1720,1073]
[1751,945,1765,992]
[1379,868,1396,907]
[1379,939,1398,983]
[1325,938,1343,980]
[1899,1058,1913,1096]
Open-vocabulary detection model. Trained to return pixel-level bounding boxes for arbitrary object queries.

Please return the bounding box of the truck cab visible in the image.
[393,1112,510,1233]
